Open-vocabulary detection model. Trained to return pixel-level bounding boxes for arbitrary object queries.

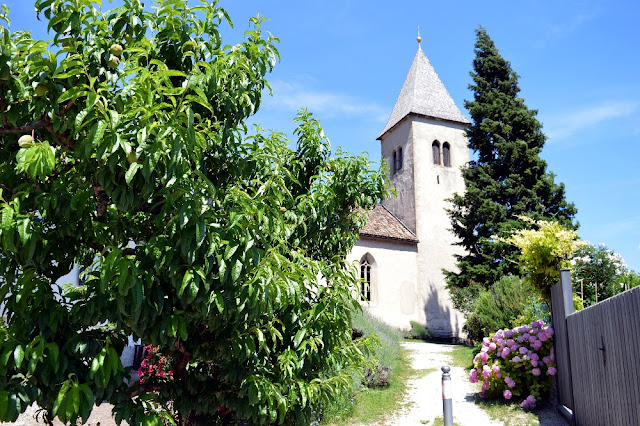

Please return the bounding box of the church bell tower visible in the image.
[377,37,470,338]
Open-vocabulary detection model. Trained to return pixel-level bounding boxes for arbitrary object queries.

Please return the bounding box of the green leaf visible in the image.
[0,345,13,367]
[108,347,121,374]
[13,346,24,369]
[79,385,94,423]
[178,270,193,298]
[293,329,306,348]
[195,217,205,248]
[67,383,80,422]
[0,391,8,420]
[47,343,60,373]
[52,380,71,416]
[56,85,87,103]
[25,236,37,263]
[125,162,140,186]
[210,292,224,313]
[224,242,239,260]
[231,259,242,283]
[178,318,187,341]
[85,120,107,158]
[1,205,14,232]
[16,142,56,179]
[17,218,30,245]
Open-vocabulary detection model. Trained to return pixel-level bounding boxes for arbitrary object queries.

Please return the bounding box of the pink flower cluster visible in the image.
[468,320,556,407]
[138,345,174,384]
[521,395,537,409]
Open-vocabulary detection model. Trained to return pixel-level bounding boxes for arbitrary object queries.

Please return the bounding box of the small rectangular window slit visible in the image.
[437,175,440,184]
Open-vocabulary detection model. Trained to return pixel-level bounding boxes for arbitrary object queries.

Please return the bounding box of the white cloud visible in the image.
[596,218,640,239]
[264,80,388,123]
[544,101,638,142]
[546,9,599,38]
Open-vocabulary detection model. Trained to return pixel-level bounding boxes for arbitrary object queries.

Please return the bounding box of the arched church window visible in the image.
[443,142,451,167]
[359,253,376,302]
[396,147,403,171]
[391,151,397,175]
[432,141,441,165]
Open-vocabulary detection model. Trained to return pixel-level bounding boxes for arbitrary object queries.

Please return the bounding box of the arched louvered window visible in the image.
[391,151,397,175]
[359,253,376,302]
[432,141,441,165]
[396,147,403,171]
[360,259,371,301]
[443,142,451,167]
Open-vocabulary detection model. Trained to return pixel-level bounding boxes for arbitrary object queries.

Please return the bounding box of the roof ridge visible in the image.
[379,204,418,238]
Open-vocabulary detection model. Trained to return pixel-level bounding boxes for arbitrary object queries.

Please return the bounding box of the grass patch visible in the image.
[324,347,413,425]
[414,367,437,379]
[322,311,410,425]
[448,344,474,370]
[474,398,539,425]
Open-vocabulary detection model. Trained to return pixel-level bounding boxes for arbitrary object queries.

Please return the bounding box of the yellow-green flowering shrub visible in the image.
[500,217,583,300]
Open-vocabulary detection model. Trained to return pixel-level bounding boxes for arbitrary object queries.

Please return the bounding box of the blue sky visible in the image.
[4,0,640,271]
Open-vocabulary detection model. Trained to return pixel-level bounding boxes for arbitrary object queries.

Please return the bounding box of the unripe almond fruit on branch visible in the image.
[35,85,48,97]
[107,55,120,68]
[110,44,123,56]
[18,135,34,148]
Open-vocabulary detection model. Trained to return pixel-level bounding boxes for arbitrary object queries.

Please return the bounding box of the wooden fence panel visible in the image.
[566,286,640,426]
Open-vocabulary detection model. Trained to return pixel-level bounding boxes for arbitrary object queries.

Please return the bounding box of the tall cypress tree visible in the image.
[446,28,577,312]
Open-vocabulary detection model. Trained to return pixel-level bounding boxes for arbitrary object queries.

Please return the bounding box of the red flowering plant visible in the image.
[138,345,173,385]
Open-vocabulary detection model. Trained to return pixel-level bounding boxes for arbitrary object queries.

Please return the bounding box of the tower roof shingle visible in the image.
[378,45,469,139]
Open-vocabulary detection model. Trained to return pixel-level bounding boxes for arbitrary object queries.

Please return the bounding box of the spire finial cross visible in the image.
[417,26,422,44]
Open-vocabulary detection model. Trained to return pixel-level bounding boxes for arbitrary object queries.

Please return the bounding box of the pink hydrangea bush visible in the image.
[468,320,556,409]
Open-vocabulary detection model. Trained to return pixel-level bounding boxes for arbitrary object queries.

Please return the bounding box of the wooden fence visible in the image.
[551,270,640,425]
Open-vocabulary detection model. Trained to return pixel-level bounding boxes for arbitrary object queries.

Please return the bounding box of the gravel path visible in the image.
[384,341,500,426]
[379,341,569,426]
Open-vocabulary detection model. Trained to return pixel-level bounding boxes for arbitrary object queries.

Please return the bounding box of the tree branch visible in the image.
[0,101,76,150]
[0,120,48,134]
[0,97,8,127]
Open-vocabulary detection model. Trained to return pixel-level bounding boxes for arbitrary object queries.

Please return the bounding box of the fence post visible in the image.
[550,269,576,424]
[441,365,453,426]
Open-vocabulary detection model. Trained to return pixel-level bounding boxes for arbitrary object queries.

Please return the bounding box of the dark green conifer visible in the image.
[446,28,577,311]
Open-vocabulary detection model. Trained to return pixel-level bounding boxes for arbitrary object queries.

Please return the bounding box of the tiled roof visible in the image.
[360,205,418,243]
[378,45,469,139]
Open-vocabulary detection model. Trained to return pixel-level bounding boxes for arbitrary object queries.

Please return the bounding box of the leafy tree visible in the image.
[464,275,539,342]
[620,270,640,292]
[446,28,577,311]
[571,243,629,306]
[0,1,388,424]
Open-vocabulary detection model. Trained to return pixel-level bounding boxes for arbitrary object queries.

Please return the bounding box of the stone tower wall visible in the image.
[411,116,469,338]
[381,119,417,233]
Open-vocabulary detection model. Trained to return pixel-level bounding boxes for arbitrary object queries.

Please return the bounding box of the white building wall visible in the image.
[381,119,416,233]
[411,117,468,338]
[348,238,418,330]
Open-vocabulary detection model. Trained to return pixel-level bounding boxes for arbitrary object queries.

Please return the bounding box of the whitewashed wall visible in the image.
[411,117,468,338]
[348,237,418,330]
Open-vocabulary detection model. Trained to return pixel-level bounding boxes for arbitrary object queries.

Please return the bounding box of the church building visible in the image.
[346,40,469,339]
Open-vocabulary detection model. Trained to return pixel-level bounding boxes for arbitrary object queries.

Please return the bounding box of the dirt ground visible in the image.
[1,403,123,426]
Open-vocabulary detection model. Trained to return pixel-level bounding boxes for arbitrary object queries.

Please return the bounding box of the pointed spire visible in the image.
[378,44,469,140]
